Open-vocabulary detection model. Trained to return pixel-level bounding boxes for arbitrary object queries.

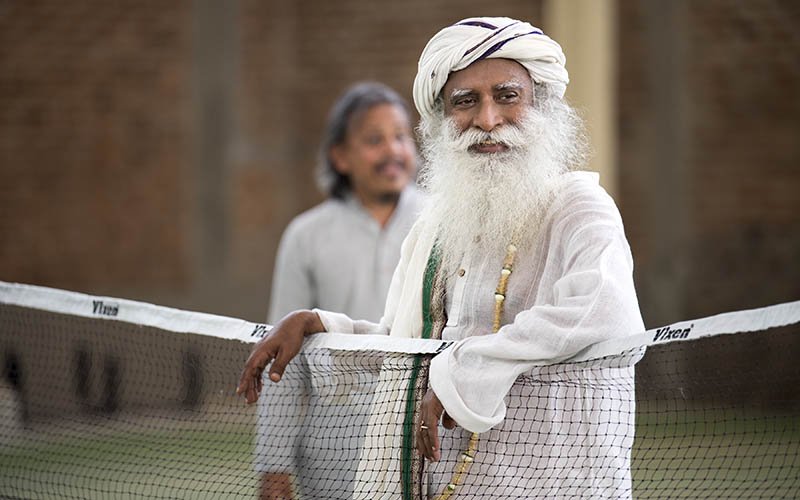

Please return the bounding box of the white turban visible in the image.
[412,17,569,121]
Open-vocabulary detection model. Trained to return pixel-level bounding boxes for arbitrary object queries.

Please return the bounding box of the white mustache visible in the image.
[445,121,530,153]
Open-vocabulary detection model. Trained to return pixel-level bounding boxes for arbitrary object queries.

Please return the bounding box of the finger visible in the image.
[419,393,444,461]
[268,345,295,383]
[237,362,256,394]
[417,412,429,458]
[268,361,284,382]
[417,423,431,460]
[419,428,435,461]
[427,421,440,462]
[419,414,440,461]
[418,421,440,461]
[245,375,259,404]
[238,367,261,404]
[236,376,248,395]
[238,345,271,394]
[249,375,260,404]
[237,367,255,397]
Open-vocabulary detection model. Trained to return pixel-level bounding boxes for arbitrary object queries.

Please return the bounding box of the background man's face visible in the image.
[331,103,416,203]
[442,58,534,154]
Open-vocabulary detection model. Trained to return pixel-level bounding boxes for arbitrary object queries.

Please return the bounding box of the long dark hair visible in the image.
[316,82,411,199]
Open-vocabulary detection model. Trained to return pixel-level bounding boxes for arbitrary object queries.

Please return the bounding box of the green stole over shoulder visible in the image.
[401,243,448,499]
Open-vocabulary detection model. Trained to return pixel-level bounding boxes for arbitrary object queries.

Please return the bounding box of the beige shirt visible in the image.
[268,186,421,324]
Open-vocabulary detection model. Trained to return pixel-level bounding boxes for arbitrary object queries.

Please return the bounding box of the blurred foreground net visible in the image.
[1,281,799,499]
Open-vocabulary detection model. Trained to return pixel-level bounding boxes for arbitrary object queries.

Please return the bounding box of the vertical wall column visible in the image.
[638,1,691,327]
[543,0,618,197]
[189,0,239,306]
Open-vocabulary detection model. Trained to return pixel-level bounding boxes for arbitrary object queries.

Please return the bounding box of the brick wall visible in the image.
[685,0,800,318]
[0,1,544,322]
[618,0,800,327]
[0,2,190,295]
[1,0,797,327]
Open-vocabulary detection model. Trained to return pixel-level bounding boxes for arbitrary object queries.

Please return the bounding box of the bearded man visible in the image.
[239,16,644,499]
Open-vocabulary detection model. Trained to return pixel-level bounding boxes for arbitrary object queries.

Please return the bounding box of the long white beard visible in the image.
[417,95,587,274]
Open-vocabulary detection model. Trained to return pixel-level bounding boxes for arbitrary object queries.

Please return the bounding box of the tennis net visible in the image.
[1,281,799,499]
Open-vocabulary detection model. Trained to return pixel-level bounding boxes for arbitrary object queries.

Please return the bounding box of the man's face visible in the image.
[441,58,534,154]
[331,103,416,204]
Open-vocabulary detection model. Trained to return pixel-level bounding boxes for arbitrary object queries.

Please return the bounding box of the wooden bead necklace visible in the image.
[431,242,517,500]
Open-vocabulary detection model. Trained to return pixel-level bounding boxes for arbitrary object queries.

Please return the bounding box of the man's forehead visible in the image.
[442,58,531,94]
[448,80,527,97]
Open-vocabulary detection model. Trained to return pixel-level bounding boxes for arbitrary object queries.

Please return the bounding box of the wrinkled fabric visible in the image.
[315,171,644,431]
[314,171,644,498]
[412,16,569,121]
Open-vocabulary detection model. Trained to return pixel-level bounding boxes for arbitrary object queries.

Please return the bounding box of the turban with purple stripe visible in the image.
[412,17,569,120]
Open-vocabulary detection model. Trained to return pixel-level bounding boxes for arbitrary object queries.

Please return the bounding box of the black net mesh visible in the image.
[1,291,799,499]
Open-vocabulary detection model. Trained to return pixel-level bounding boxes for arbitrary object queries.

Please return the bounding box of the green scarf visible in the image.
[401,243,448,499]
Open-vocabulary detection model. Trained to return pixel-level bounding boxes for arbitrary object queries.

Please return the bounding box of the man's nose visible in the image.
[473,101,504,131]
[386,135,408,157]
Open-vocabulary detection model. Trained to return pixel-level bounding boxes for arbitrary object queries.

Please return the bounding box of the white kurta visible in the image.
[316,171,645,498]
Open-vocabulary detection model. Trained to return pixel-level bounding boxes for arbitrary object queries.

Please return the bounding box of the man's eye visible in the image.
[364,136,382,145]
[499,92,518,102]
[454,97,475,107]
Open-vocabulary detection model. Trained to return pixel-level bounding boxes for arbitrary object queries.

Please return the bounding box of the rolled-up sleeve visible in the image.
[429,184,644,433]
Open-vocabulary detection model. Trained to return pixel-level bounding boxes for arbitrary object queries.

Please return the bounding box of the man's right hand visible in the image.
[237,310,325,404]
[260,472,294,500]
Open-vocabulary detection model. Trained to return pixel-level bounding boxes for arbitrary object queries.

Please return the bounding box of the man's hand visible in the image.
[260,472,294,500]
[237,310,325,404]
[417,388,457,462]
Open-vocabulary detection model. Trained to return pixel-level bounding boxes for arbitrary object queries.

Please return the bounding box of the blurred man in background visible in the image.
[259,81,421,499]
[267,81,421,325]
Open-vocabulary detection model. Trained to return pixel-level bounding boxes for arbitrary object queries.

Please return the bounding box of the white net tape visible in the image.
[1,281,799,499]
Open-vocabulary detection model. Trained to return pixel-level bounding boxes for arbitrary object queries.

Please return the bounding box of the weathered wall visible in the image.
[618,0,800,327]
[0,0,544,322]
[1,0,797,329]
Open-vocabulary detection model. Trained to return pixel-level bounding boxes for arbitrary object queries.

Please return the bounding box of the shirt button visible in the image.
[458,269,466,277]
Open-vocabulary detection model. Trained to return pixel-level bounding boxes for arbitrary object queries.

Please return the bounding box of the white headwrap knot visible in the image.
[412,17,569,121]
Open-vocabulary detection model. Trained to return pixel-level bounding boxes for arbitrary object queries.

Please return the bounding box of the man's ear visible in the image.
[329,145,350,175]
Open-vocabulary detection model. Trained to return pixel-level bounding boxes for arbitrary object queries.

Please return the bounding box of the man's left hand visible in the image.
[417,389,456,462]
